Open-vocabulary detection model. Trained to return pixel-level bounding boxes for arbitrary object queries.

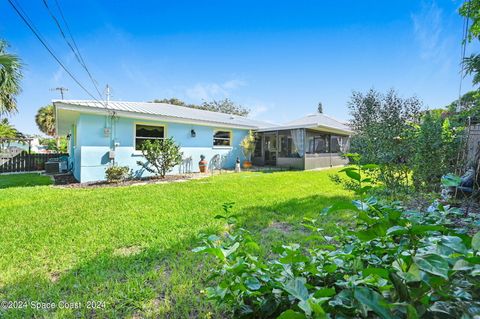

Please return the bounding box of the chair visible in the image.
[209,154,226,175]
[179,156,193,175]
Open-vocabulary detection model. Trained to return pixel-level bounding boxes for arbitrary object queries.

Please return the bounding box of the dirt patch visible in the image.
[263,221,292,234]
[113,246,143,257]
[49,271,61,283]
[52,173,79,186]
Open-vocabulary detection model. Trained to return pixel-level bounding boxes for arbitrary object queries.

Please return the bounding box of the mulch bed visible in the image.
[53,173,200,189]
[52,173,79,186]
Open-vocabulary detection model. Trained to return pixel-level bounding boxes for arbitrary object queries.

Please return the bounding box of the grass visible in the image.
[0,173,52,189]
[0,169,354,318]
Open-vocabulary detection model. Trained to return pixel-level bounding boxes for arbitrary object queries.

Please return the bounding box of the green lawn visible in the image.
[0,169,353,318]
[0,173,52,189]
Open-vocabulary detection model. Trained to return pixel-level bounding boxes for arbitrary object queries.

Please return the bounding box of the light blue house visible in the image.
[55,100,352,183]
[54,100,273,183]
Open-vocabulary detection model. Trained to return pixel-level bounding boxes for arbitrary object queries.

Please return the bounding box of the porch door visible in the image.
[264,133,277,165]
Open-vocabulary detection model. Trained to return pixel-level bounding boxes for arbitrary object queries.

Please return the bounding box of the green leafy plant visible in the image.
[105,165,131,183]
[194,200,480,318]
[348,89,421,195]
[336,153,378,200]
[136,138,183,178]
[240,131,256,162]
[412,112,464,191]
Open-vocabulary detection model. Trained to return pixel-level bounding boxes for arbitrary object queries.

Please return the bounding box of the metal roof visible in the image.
[54,100,352,134]
[54,100,277,129]
[257,113,352,134]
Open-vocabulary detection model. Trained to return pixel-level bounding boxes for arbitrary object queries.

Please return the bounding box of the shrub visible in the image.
[240,131,256,161]
[330,153,379,200]
[195,164,480,318]
[348,89,421,195]
[136,138,183,178]
[194,200,480,318]
[412,112,464,191]
[105,165,130,182]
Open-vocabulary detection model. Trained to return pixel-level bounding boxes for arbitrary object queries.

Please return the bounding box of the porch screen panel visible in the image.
[254,135,262,157]
[291,129,305,158]
[330,135,346,153]
[330,135,349,153]
[306,131,329,154]
[135,124,165,150]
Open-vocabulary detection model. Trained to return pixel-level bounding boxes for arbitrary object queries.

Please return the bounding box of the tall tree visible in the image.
[317,102,323,113]
[0,118,18,138]
[152,98,186,106]
[459,1,480,94]
[35,105,56,136]
[199,98,250,116]
[0,40,22,116]
[151,97,250,116]
[349,89,422,192]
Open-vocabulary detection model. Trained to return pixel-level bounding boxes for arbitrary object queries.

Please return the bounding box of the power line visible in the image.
[7,0,105,105]
[53,0,88,68]
[41,0,103,99]
[458,0,472,111]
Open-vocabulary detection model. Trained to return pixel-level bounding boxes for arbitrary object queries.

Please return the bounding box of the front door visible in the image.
[264,133,277,166]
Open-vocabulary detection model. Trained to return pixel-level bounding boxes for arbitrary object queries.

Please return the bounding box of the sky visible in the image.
[0,0,477,135]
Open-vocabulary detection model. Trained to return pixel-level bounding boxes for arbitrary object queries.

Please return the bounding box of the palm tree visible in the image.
[0,40,22,116]
[0,118,17,138]
[35,105,56,136]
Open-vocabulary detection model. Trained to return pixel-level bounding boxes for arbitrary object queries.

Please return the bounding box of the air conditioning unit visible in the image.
[45,161,60,174]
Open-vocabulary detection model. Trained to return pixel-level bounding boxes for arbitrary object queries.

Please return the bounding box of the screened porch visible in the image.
[252,128,350,170]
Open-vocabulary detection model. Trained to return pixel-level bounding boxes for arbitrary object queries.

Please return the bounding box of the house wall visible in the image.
[304,154,348,170]
[74,113,249,182]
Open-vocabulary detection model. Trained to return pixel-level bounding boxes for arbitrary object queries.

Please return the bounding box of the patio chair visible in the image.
[209,154,226,175]
[179,156,193,175]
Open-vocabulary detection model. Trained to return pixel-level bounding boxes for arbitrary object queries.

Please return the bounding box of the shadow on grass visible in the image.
[0,194,354,318]
[0,173,52,189]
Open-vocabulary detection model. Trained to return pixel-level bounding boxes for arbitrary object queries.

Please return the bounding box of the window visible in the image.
[135,124,165,150]
[213,130,231,146]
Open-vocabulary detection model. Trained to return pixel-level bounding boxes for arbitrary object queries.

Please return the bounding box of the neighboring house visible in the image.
[54,100,352,183]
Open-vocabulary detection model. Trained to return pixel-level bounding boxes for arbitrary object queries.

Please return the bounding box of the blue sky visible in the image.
[0,0,477,135]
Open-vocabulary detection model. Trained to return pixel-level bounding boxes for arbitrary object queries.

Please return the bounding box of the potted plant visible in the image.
[199,154,208,173]
[240,131,255,169]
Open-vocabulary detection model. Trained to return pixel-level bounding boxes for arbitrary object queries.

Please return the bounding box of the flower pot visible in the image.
[199,160,208,173]
[243,161,252,169]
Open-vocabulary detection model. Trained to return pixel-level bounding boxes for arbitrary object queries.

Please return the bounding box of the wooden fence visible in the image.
[0,151,68,173]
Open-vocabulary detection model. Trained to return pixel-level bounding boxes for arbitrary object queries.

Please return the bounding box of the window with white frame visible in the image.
[135,124,165,150]
[213,130,231,146]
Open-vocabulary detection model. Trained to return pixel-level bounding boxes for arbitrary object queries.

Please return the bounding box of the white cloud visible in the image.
[185,79,247,101]
[222,79,247,90]
[51,52,74,85]
[248,104,268,118]
[412,2,442,59]
[411,1,450,63]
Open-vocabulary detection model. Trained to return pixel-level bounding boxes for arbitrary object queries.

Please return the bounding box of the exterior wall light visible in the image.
[191,129,196,137]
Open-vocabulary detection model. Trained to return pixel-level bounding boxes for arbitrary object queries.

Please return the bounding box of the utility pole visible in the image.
[50,87,68,99]
[105,84,111,103]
